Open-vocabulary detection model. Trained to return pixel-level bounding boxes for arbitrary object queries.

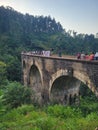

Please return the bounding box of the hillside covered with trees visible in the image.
[0,6,98,82]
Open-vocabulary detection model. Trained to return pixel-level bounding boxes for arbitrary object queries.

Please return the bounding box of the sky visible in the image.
[0,0,98,35]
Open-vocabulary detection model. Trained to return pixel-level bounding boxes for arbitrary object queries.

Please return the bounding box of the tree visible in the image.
[6,56,21,81]
[3,82,32,109]
[0,61,7,86]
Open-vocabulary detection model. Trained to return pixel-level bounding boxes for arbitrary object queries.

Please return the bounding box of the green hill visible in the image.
[0,6,98,82]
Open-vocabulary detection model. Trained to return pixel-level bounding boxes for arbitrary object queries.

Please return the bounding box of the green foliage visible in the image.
[0,86,98,129]
[16,104,35,115]
[46,104,82,119]
[6,56,21,81]
[3,82,32,109]
[0,90,6,117]
[79,83,98,116]
[0,103,98,130]
[79,97,98,116]
[0,61,7,86]
[79,83,95,97]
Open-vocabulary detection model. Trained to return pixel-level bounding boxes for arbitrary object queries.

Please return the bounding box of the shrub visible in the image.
[16,104,35,115]
[0,90,6,116]
[3,82,32,109]
[0,61,7,86]
[46,104,82,119]
[79,97,98,116]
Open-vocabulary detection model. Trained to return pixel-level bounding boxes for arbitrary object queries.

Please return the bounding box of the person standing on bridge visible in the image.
[58,49,62,57]
[85,53,89,60]
[89,52,95,60]
[77,52,81,59]
[81,52,85,59]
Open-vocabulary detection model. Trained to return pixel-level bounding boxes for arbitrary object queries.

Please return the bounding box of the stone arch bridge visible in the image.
[21,53,98,105]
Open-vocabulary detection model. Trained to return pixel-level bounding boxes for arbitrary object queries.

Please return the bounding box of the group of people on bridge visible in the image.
[77,52,98,60]
[22,50,98,61]
[22,50,51,57]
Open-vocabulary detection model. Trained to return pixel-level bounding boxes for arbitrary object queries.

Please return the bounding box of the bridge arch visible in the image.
[49,68,97,104]
[28,64,43,104]
[73,70,97,95]
[29,63,43,88]
[49,69,97,94]
[28,59,43,86]
[49,69,80,104]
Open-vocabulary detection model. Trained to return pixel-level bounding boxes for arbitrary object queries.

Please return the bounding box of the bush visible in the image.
[3,82,32,109]
[0,90,6,116]
[16,105,35,115]
[46,104,82,119]
[0,61,7,86]
[79,97,98,116]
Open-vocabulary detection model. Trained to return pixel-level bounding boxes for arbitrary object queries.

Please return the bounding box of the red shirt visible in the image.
[89,54,94,60]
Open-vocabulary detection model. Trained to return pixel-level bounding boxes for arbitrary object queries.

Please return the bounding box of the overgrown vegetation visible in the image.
[2,82,32,109]
[0,80,98,130]
[0,98,98,130]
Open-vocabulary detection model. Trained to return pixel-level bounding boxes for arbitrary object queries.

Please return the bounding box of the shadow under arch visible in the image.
[49,75,81,105]
[28,64,43,104]
[29,64,42,94]
[23,60,26,69]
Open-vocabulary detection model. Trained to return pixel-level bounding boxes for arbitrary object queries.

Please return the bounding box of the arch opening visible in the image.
[23,60,26,69]
[29,65,42,104]
[50,76,81,105]
[50,74,98,105]
[29,65,42,92]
